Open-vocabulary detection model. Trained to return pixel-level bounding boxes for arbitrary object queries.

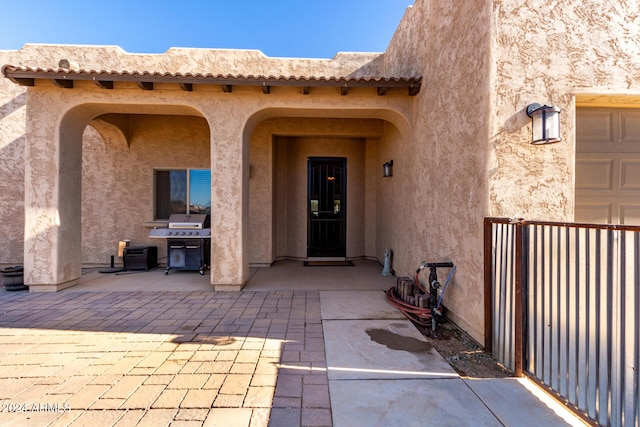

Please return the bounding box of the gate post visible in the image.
[483,217,493,352]
[514,221,524,376]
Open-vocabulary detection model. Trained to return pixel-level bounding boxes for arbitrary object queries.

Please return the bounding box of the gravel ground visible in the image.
[419,321,512,378]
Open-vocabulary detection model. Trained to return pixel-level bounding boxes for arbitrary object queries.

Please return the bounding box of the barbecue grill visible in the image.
[150,214,211,275]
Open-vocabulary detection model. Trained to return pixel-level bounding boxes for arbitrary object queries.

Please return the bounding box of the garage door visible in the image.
[576,108,640,225]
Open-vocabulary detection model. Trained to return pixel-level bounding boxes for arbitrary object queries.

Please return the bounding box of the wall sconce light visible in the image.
[526,103,562,145]
[383,160,393,177]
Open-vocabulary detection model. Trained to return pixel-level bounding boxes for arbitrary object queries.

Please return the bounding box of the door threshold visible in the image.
[306,257,346,262]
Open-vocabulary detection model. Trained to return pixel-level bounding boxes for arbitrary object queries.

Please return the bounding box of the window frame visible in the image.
[153,168,211,220]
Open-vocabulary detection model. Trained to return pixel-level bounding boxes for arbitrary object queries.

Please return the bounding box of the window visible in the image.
[154,169,211,220]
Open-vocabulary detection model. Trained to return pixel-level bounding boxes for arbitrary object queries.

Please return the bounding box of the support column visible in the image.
[207,112,249,290]
[23,95,83,291]
[248,122,275,266]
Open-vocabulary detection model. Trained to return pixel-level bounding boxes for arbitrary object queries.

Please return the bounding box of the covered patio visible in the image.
[2,58,419,293]
[70,259,395,293]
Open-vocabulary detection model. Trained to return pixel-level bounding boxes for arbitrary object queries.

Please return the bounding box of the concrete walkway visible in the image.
[0,262,586,426]
[319,290,585,427]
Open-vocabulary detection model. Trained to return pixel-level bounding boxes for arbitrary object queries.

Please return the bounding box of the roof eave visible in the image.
[1,65,422,96]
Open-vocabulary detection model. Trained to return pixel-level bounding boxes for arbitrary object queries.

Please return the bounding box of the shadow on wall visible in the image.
[501,108,530,136]
[0,92,26,121]
[0,136,26,265]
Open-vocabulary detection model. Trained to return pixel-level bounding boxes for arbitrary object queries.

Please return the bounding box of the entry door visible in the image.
[307,158,346,257]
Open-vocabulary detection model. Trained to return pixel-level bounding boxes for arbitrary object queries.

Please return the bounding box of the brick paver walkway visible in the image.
[0,290,331,426]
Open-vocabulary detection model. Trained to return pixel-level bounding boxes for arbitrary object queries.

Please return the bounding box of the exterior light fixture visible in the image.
[526,103,561,145]
[383,160,393,177]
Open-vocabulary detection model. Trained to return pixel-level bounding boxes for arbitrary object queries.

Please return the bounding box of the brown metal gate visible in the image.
[485,217,640,426]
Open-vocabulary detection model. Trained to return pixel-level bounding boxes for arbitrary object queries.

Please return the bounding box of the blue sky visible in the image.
[0,1,411,59]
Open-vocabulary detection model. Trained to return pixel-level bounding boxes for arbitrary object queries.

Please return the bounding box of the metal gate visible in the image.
[485,217,640,426]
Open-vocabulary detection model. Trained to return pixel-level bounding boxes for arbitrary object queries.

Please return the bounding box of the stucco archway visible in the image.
[243,108,412,267]
[25,101,210,290]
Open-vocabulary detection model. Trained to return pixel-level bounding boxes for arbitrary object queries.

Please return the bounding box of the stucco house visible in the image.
[1,0,639,345]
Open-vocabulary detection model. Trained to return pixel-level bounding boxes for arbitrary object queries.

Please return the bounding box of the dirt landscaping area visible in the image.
[420,321,512,379]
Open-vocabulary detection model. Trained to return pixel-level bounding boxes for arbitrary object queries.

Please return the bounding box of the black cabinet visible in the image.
[166,239,210,275]
[123,246,158,271]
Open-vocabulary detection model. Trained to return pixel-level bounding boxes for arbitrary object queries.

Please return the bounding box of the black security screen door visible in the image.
[307,158,346,257]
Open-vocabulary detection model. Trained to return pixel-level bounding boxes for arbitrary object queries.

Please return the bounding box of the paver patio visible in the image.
[0,290,328,426]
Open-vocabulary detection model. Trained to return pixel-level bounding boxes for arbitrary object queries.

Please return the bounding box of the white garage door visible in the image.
[576,107,640,225]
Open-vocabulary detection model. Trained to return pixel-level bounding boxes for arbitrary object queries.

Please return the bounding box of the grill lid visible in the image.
[168,214,210,229]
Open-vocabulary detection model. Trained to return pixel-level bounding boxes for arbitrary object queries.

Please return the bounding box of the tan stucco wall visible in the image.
[491,0,640,220]
[379,0,640,342]
[2,44,385,79]
[380,1,493,341]
[0,51,26,264]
